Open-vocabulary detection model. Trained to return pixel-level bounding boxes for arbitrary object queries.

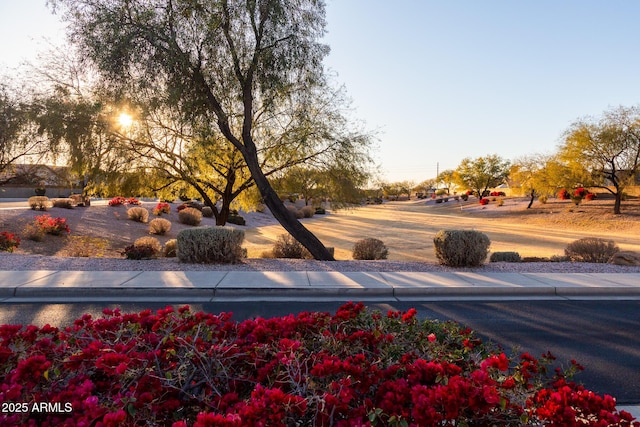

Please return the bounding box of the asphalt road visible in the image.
[1,300,639,404]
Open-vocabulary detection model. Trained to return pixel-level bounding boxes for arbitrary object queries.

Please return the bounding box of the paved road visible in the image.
[2,300,639,404]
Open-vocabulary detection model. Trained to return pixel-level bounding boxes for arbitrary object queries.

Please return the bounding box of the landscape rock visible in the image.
[609,251,640,266]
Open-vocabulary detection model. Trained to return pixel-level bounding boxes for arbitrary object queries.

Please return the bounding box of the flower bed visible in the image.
[0,303,637,426]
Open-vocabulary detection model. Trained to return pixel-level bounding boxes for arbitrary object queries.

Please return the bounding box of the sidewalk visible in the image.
[1,270,639,302]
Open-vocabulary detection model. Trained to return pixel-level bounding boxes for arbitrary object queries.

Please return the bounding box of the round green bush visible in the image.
[433,230,490,267]
[352,238,388,260]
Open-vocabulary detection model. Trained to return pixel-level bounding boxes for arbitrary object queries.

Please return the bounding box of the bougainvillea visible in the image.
[33,214,70,235]
[153,202,171,216]
[0,231,20,252]
[0,304,637,426]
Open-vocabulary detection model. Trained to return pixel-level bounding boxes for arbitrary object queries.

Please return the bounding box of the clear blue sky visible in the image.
[3,1,640,183]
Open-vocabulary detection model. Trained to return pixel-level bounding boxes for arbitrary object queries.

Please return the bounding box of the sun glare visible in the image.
[117,112,134,128]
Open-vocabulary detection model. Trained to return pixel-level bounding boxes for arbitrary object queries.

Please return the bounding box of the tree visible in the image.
[560,106,640,214]
[455,155,510,199]
[436,169,456,194]
[0,81,50,182]
[51,0,374,260]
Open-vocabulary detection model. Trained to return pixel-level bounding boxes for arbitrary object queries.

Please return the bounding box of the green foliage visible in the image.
[227,214,246,226]
[490,251,522,263]
[564,237,620,263]
[178,207,202,226]
[352,238,389,260]
[455,155,510,199]
[127,207,149,223]
[201,206,214,218]
[177,227,245,264]
[433,230,490,267]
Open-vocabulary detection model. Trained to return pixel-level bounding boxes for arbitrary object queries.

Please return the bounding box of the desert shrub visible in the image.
[69,194,90,207]
[460,194,469,201]
[149,218,172,235]
[122,244,158,260]
[227,214,246,225]
[201,206,214,218]
[164,239,178,257]
[34,214,70,235]
[564,237,620,263]
[52,198,76,209]
[550,254,571,262]
[315,207,326,214]
[584,193,596,201]
[28,196,50,211]
[153,202,171,216]
[0,231,20,252]
[300,205,315,218]
[352,238,388,260]
[497,198,504,207]
[23,223,45,241]
[134,236,162,254]
[433,229,490,267]
[479,198,489,205]
[127,207,149,223]
[272,234,311,259]
[558,189,570,200]
[538,195,548,204]
[286,205,304,219]
[177,226,244,264]
[490,251,522,263]
[178,207,202,226]
[108,196,126,206]
[126,197,141,205]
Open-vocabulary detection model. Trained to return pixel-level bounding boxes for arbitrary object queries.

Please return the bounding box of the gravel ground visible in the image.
[2,253,640,273]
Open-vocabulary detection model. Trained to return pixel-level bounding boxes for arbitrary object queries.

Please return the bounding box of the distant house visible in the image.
[0,164,78,186]
[0,164,82,198]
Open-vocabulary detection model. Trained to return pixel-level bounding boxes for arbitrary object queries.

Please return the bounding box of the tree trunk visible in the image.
[527,190,535,209]
[246,157,334,260]
[614,192,622,215]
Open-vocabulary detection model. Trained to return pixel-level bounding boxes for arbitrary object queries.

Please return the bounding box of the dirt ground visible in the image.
[1,196,638,262]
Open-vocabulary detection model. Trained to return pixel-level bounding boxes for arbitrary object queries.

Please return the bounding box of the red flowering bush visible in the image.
[108,196,140,206]
[0,231,20,252]
[34,214,70,235]
[489,191,506,197]
[0,304,637,426]
[558,189,570,200]
[479,198,489,205]
[574,187,588,198]
[153,202,171,216]
[585,193,596,201]
[108,196,126,206]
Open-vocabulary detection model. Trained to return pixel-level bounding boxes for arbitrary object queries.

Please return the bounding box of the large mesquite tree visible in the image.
[49,0,370,260]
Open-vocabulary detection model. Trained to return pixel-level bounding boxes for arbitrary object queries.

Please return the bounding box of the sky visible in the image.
[2,1,640,183]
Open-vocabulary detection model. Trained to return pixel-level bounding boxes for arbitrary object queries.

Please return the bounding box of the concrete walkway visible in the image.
[0,270,639,302]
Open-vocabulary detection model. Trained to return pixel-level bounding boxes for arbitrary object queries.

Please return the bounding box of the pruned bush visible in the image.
[28,196,51,211]
[122,244,158,260]
[177,226,244,264]
[286,205,304,219]
[134,236,162,254]
[352,238,388,260]
[202,206,214,218]
[301,205,315,218]
[127,207,149,223]
[433,230,490,267]
[564,237,619,263]
[227,214,246,226]
[23,223,45,242]
[178,207,202,226]
[149,218,172,235]
[164,239,178,257]
[490,251,521,263]
[272,234,310,259]
[52,198,76,209]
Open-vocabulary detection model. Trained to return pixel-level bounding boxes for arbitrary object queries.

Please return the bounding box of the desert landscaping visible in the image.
[1,194,639,272]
